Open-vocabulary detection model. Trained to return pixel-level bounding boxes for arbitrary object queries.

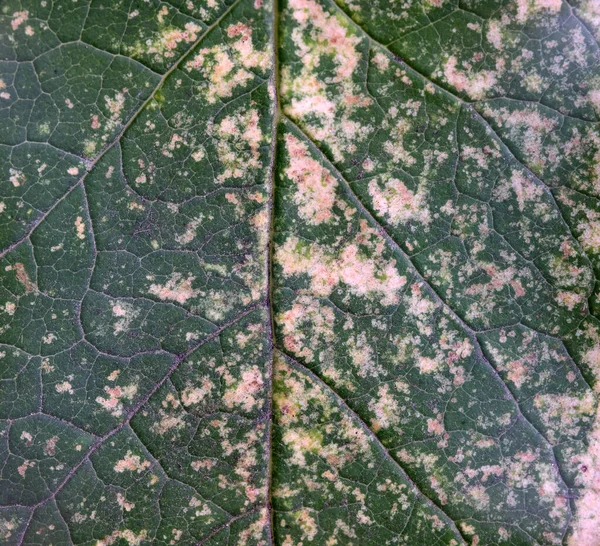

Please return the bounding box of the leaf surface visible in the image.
[1,0,600,544]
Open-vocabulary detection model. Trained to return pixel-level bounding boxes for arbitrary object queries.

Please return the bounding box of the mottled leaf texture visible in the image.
[3,0,600,545]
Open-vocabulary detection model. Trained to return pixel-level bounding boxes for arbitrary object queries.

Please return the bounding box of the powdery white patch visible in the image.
[417,355,442,374]
[486,20,504,50]
[96,384,137,417]
[236,508,269,545]
[427,415,445,436]
[442,56,499,100]
[42,333,57,344]
[191,459,216,471]
[482,105,558,173]
[74,216,86,240]
[284,134,338,224]
[507,170,544,211]
[368,177,431,226]
[578,0,600,40]
[114,450,151,473]
[282,428,322,467]
[556,290,585,311]
[185,24,269,103]
[148,272,200,304]
[55,381,74,395]
[372,52,390,71]
[466,484,490,510]
[152,414,185,435]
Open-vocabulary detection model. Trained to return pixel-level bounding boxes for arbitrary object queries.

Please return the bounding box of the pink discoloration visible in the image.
[11,11,28,31]
[443,56,498,100]
[114,450,151,473]
[277,234,406,306]
[368,178,430,226]
[285,134,338,224]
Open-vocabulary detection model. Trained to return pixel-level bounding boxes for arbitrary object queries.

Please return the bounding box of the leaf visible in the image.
[1,0,600,544]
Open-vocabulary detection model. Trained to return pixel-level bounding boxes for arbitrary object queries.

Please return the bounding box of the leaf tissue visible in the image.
[1,0,600,544]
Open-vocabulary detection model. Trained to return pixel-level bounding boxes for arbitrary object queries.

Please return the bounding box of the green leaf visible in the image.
[1,0,600,544]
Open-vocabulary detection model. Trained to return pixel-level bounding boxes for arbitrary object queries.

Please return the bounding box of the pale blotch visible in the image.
[11,11,28,31]
[9,168,25,187]
[533,392,595,443]
[293,508,318,542]
[43,436,59,456]
[74,216,86,240]
[579,218,600,255]
[368,384,400,431]
[8,262,39,292]
[96,383,137,417]
[185,23,269,103]
[569,401,600,546]
[176,216,204,245]
[96,529,148,546]
[515,0,562,23]
[284,134,338,224]
[214,109,264,183]
[148,273,200,304]
[442,56,499,100]
[181,378,214,406]
[17,460,35,478]
[276,230,406,306]
[129,17,201,64]
[111,302,139,335]
[578,0,600,41]
[114,450,151,473]
[347,332,385,377]
[281,0,372,161]
[508,170,544,212]
[223,365,264,412]
[368,177,430,226]
[116,492,135,512]
[278,295,336,363]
